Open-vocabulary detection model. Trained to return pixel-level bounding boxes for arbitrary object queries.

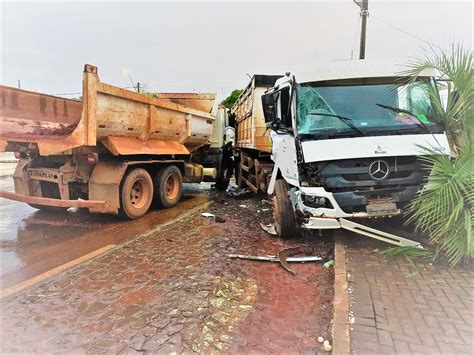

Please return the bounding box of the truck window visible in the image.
[278,87,292,128]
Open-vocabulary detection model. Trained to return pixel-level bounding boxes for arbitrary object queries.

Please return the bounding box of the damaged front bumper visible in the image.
[289,187,400,229]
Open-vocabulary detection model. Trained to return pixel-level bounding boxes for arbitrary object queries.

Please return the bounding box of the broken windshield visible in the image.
[296,80,443,136]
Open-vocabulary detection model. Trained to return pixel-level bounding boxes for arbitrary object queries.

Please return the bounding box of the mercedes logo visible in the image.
[369,160,390,180]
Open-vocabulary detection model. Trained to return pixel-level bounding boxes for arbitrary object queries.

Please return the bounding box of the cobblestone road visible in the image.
[1,195,334,353]
[345,235,473,354]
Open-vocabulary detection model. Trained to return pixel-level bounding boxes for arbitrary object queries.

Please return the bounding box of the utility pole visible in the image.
[137,82,140,93]
[17,80,21,89]
[354,0,369,59]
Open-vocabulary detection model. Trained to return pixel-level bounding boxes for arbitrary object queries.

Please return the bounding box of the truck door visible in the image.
[262,82,300,192]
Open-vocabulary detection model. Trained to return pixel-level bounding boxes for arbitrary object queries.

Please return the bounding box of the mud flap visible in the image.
[88,162,128,213]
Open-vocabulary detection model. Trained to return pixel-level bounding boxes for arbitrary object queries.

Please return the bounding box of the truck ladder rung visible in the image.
[339,218,422,248]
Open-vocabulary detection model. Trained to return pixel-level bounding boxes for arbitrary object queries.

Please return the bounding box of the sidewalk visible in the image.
[344,235,473,354]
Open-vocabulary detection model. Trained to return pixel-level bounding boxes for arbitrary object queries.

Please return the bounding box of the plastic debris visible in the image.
[260,223,277,235]
[322,260,334,269]
[67,207,79,213]
[239,204,248,208]
[318,336,324,343]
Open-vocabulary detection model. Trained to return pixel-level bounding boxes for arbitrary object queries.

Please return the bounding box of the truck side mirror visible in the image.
[262,93,277,123]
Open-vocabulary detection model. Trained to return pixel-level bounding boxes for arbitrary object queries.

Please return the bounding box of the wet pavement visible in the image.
[0,193,334,353]
[0,162,213,290]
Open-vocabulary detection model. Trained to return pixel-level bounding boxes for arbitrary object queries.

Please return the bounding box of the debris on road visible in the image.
[228,254,322,263]
[214,216,226,223]
[278,247,309,275]
[227,186,252,198]
[322,260,334,269]
[201,212,226,223]
[229,246,322,275]
[239,204,248,208]
[260,223,277,235]
[323,340,332,352]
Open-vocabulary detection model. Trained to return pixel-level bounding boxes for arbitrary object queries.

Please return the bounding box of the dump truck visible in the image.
[0,64,233,219]
[230,61,451,246]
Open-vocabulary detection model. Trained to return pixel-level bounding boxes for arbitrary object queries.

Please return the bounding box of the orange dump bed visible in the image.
[0,65,216,156]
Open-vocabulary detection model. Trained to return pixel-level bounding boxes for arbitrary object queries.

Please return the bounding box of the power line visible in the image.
[370,14,443,50]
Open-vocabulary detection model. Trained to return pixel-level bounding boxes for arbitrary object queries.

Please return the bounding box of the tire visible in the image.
[153,165,183,208]
[272,179,299,239]
[119,168,154,220]
[215,152,233,191]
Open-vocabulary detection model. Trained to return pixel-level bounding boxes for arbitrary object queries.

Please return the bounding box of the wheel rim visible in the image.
[129,178,149,209]
[165,173,180,201]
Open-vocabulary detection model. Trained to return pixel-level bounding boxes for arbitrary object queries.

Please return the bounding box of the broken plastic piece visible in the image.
[260,223,277,235]
[322,260,334,269]
[201,212,215,218]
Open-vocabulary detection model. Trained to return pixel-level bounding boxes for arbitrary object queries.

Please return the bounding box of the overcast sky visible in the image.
[1,1,472,101]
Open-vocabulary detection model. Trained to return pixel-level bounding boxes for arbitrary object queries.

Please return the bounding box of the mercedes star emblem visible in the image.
[369,160,390,180]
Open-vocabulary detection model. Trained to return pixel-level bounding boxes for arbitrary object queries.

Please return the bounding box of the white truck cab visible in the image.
[261,61,450,243]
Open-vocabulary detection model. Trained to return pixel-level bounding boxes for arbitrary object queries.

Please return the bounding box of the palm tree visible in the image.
[402,44,473,267]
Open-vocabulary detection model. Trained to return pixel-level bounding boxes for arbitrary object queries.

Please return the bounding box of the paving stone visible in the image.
[0,195,334,353]
[346,236,474,354]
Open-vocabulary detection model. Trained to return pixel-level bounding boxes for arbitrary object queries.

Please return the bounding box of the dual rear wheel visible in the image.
[118,165,182,220]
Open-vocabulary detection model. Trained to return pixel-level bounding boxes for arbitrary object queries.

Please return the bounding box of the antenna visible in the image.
[128,73,138,92]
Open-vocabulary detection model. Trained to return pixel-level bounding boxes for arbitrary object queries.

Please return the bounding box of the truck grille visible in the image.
[302,156,430,212]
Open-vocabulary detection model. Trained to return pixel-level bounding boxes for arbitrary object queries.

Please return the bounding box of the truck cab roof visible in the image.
[293,60,438,84]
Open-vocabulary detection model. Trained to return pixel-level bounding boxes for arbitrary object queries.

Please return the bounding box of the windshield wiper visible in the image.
[375,103,430,133]
[308,112,365,136]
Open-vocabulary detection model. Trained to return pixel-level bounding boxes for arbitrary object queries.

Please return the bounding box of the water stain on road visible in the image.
[1,194,334,354]
[0,178,213,290]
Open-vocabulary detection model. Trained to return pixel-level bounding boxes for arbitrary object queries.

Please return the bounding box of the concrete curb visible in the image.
[332,233,350,354]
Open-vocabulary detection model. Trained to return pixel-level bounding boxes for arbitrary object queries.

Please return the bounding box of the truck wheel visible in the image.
[272,179,299,239]
[153,165,182,208]
[215,152,233,191]
[119,168,153,220]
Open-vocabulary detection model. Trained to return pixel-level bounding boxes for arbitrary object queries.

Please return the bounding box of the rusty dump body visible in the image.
[231,75,281,193]
[0,65,215,156]
[231,75,282,153]
[0,65,222,216]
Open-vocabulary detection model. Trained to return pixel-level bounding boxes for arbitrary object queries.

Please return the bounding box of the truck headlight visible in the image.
[303,195,331,208]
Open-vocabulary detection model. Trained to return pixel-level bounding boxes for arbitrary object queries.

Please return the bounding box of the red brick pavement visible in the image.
[0,196,334,353]
[345,234,473,354]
